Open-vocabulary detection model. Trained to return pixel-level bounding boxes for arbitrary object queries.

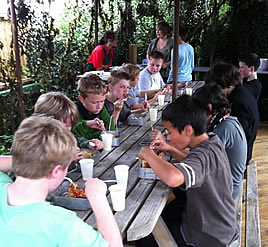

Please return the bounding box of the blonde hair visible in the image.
[11,115,77,179]
[77,74,108,98]
[108,70,130,86]
[34,92,78,126]
[121,64,140,82]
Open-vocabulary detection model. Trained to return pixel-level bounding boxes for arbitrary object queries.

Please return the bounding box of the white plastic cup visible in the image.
[101,133,113,151]
[114,165,129,186]
[149,108,158,121]
[185,88,193,96]
[109,184,127,211]
[79,159,94,180]
[157,94,165,105]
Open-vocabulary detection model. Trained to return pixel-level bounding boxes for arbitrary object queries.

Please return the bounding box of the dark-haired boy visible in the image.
[239,52,262,101]
[138,95,238,247]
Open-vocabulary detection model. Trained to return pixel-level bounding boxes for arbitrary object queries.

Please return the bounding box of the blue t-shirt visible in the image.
[167,43,194,83]
[0,172,108,247]
[213,116,247,199]
[126,86,140,108]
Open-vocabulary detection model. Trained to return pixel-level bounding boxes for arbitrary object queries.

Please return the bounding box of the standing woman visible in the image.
[147,21,173,82]
[86,30,117,71]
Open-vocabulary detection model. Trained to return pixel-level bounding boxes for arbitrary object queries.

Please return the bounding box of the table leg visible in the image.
[152,216,178,247]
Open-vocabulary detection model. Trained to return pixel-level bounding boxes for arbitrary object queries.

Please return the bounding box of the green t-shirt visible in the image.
[72,107,115,146]
[0,172,108,247]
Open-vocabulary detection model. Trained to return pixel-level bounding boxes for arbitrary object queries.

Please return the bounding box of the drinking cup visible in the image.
[185,88,193,96]
[109,184,127,211]
[114,165,129,186]
[149,108,158,121]
[157,94,165,105]
[79,159,94,180]
[101,133,113,151]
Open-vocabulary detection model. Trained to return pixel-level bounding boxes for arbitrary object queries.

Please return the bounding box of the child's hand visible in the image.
[72,147,82,161]
[85,178,107,200]
[86,118,106,131]
[150,139,171,152]
[151,129,165,141]
[140,101,150,112]
[178,82,187,89]
[138,146,155,160]
[89,139,104,150]
[114,99,124,112]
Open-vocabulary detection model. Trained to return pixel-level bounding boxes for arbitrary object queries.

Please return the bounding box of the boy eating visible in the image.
[72,74,115,140]
[0,115,122,246]
[137,95,238,246]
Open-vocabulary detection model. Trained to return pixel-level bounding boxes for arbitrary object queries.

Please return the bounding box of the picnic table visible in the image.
[66,101,178,246]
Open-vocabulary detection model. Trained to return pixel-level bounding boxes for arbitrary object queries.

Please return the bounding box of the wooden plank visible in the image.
[235,190,243,246]
[86,180,156,239]
[127,181,172,242]
[152,216,178,247]
[246,160,261,247]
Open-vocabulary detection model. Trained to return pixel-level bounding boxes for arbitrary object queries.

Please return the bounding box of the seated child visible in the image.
[104,70,149,125]
[138,50,166,91]
[0,115,122,247]
[137,95,238,246]
[34,92,104,151]
[121,63,162,109]
[72,74,115,140]
[239,52,262,101]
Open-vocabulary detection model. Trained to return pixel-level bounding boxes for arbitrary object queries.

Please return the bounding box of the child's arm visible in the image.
[138,147,185,187]
[85,178,123,247]
[0,155,12,173]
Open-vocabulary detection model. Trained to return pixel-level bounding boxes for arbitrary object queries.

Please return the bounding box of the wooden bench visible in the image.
[237,160,261,247]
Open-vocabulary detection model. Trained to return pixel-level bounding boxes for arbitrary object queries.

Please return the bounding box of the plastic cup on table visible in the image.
[114,165,129,187]
[109,184,127,211]
[185,88,193,96]
[101,132,113,151]
[79,159,94,181]
[157,94,165,105]
[149,108,158,121]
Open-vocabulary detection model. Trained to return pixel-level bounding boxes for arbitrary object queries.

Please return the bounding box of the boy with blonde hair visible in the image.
[34,92,103,150]
[0,115,122,246]
[72,74,115,140]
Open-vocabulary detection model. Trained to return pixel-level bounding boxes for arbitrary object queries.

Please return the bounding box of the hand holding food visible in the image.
[140,101,150,112]
[85,178,107,200]
[72,147,82,162]
[89,139,104,150]
[86,118,106,131]
[114,99,124,112]
[150,139,171,152]
[151,129,165,141]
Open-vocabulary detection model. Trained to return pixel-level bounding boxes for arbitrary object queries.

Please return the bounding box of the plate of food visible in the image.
[81,149,100,163]
[48,179,91,211]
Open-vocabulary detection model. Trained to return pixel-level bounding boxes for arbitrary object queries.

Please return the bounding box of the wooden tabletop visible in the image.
[67,102,173,244]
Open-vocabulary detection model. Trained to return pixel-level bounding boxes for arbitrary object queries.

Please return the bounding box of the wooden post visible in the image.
[10,0,25,120]
[172,0,179,102]
[128,44,137,64]
[94,0,99,47]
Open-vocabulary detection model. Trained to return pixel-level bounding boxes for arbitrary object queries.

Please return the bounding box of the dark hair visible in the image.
[194,83,231,116]
[157,21,171,37]
[148,50,164,60]
[205,63,242,89]
[99,30,116,45]
[162,95,207,136]
[179,26,188,41]
[239,53,260,71]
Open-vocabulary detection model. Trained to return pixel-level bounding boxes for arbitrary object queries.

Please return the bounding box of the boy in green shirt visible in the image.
[72,74,115,141]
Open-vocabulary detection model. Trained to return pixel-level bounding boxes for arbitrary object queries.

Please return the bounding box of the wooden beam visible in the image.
[172,0,179,102]
[10,0,25,120]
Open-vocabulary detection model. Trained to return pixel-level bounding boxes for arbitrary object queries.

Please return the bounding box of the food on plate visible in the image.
[67,183,87,198]
[82,150,94,159]
[141,152,165,168]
